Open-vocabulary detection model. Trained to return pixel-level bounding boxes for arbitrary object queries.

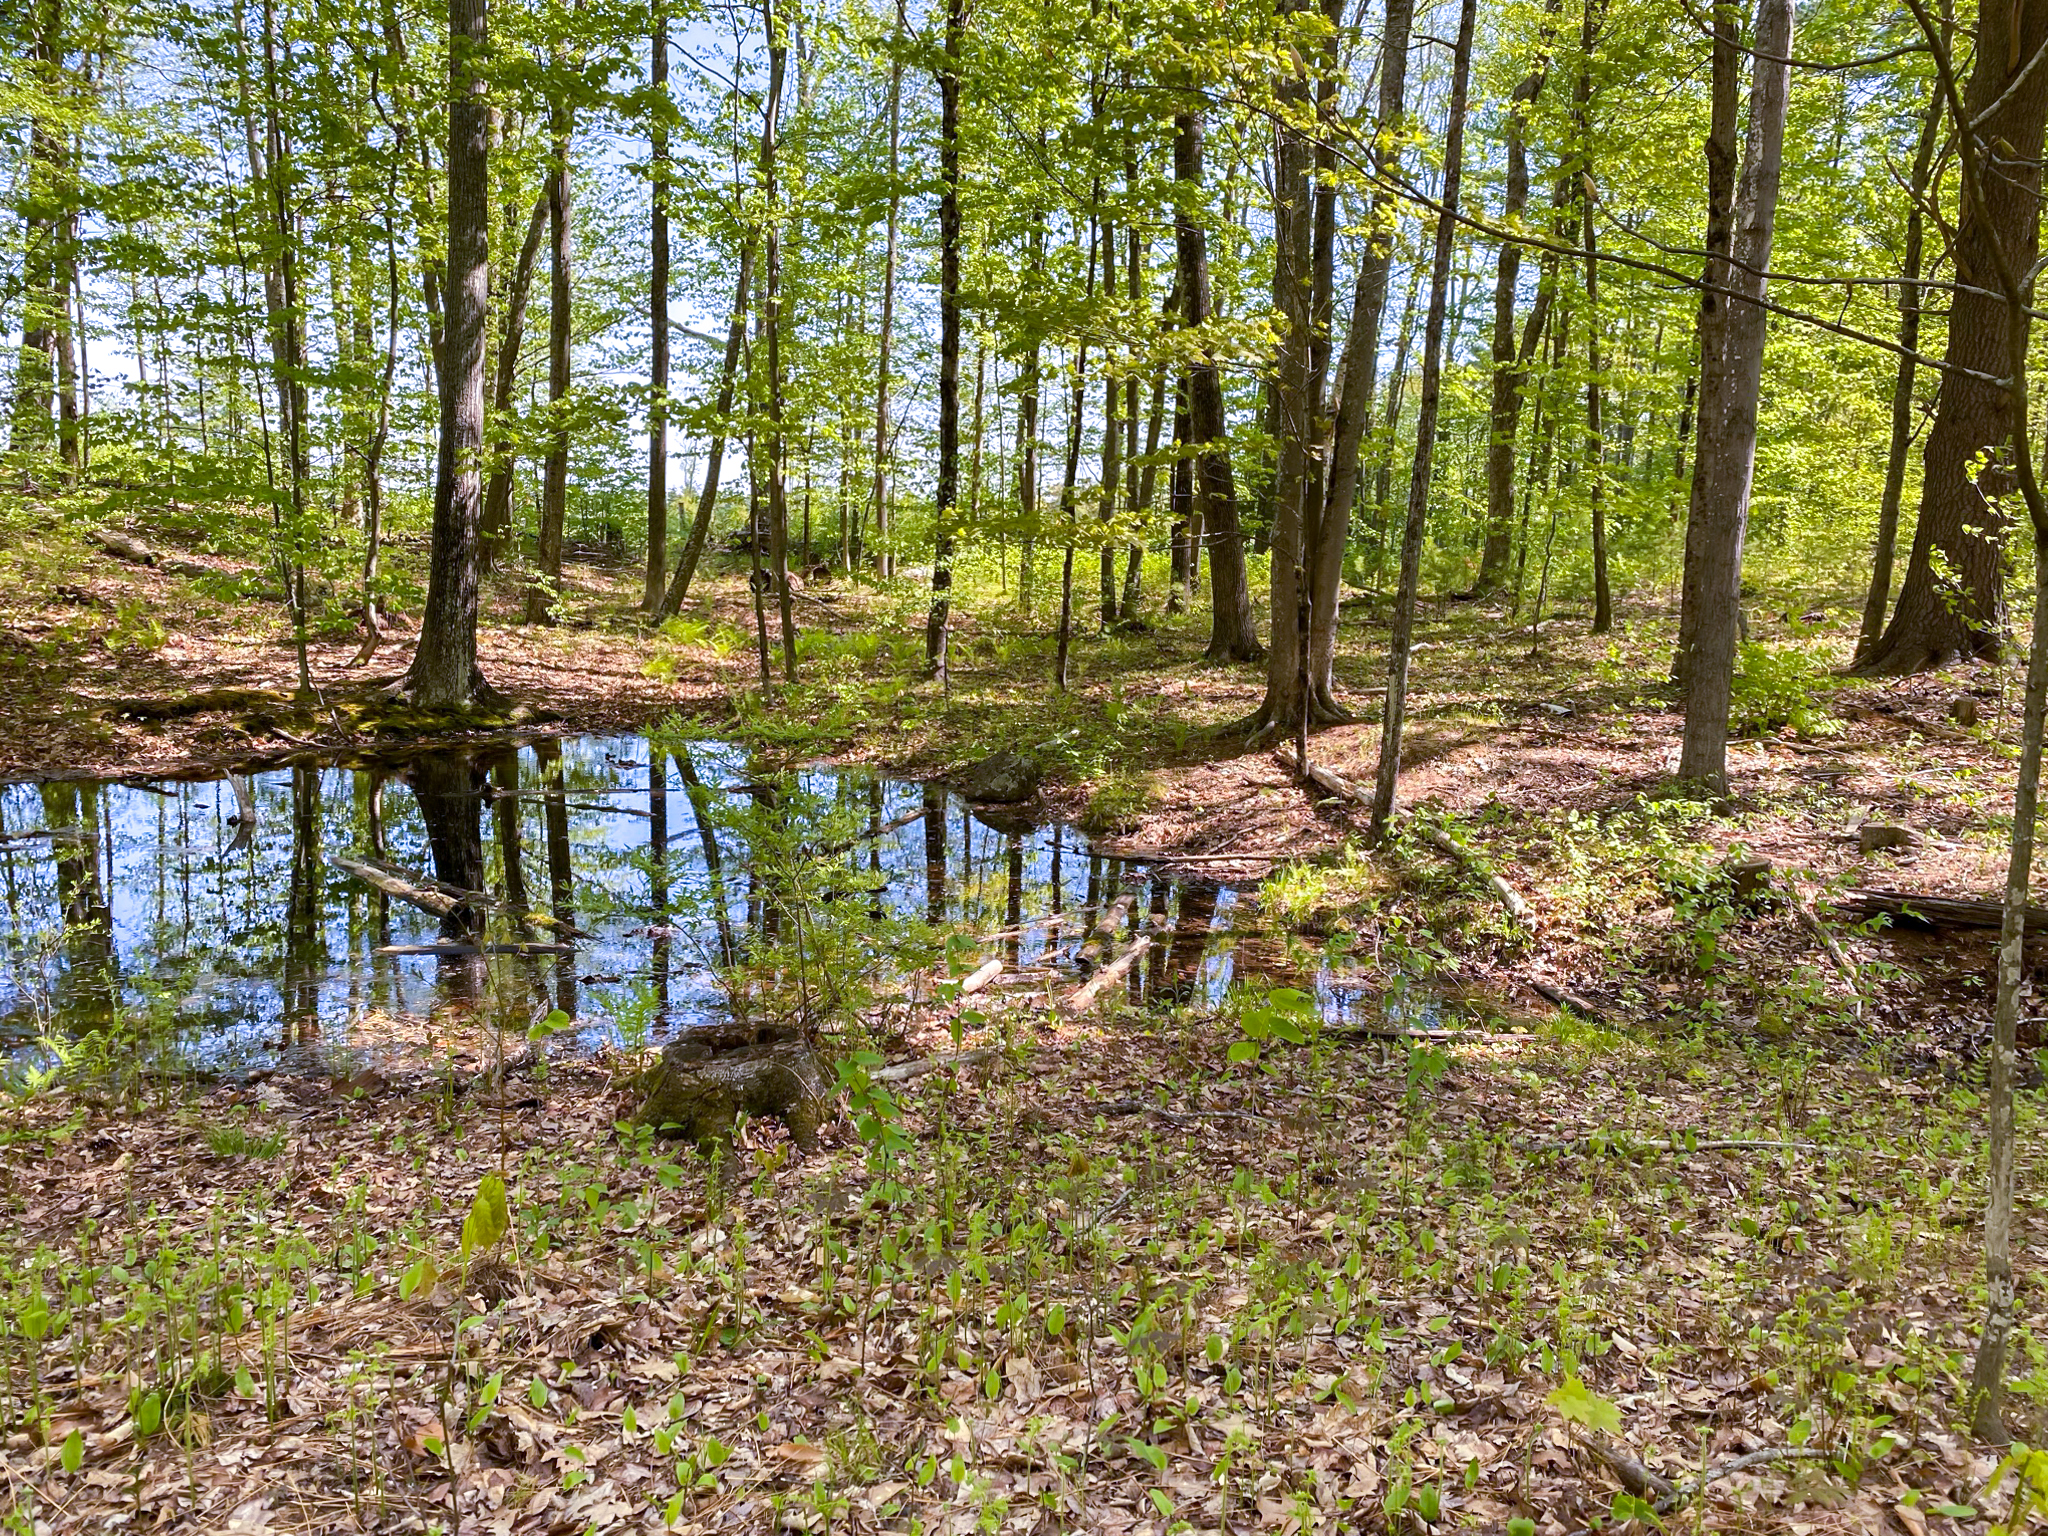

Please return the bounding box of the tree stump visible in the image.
[637,1037,832,1152]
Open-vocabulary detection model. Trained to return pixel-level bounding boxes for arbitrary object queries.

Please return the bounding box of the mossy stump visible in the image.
[636,1038,831,1152]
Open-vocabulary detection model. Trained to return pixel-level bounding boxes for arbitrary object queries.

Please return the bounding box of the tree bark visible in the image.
[1674,0,1794,789]
[1257,8,1318,740]
[1368,0,1477,836]
[524,95,574,626]
[479,191,546,565]
[1860,0,2048,674]
[872,45,904,579]
[1852,78,1941,665]
[645,1,671,612]
[407,0,493,708]
[1577,0,1612,636]
[659,241,753,617]
[1176,104,1261,663]
[1311,0,1414,706]
[1472,5,1561,596]
[926,0,965,681]
[759,0,795,680]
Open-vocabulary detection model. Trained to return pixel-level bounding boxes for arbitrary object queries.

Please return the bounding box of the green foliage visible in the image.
[1730,640,1843,738]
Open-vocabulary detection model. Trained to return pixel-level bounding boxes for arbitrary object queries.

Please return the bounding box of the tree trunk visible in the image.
[1256,11,1318,740]
[645,1,671,612]
[925,0,965,681]
[1577,1,1612,636]
[525,96,574,627]
[1017,296,1040,613]
[1368,0,1477,836]
[1310,0,1413,705]
[1859,0,2048,674]
[1853,74,1943,665]
[1674,0,1794,790]
[659,241,753,617]
[1097,210,1121,631]
[1176,105,1261,663]
[407,0,493,708]
[872,47,904,579]
[1471,4,1559,597]
[480,190,547,565]
[761,5,795,681]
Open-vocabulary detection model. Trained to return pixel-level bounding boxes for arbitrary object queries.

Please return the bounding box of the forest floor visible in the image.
[2,516,2046,1532]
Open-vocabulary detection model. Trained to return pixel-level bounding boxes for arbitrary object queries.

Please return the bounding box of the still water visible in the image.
[0,734,1394,1078]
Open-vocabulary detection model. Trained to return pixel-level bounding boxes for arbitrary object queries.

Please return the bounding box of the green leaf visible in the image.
[528,1008,572,1042]
[461,1174,512,1259]
[135,1392,162,1437]
[1508,1521,1537,1536]
[1547,1375,1622,1436]
[529,1377,550,1409]
[60,1427,82,1473]
[1226,1041,1261,1064]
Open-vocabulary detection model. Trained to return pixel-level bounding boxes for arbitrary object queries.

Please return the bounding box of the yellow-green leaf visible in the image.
[461,1174,511,1259]
[1547,1375,1622,1436]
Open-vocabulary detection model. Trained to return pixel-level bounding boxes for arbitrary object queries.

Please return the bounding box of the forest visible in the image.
[5,0,2048,1527]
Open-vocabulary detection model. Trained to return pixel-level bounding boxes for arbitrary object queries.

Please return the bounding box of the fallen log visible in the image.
[105,687,294,722]
[1833,888,2048,932]
[1075,890,1138,968]
[87,526,214,578]
[956,957,1003,996]
[1064,925,1162,1015]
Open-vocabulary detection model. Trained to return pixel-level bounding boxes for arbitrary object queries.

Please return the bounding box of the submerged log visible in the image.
[335,854,461,917]
[372,942,576,957]
[637,1037,833,1151]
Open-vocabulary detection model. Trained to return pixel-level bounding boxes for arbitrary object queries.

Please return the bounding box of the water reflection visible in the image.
[0,735,1418,1076]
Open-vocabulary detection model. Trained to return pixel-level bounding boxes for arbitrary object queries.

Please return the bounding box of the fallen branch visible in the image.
[1098,1098,1277,1129]
[871,1048,998,1084]
[1794,899,1862,1010]
[1570,1428,1677,1501]
[1274,747,1532,924]
[1528,973,1606,1021]
[1075,890,1138,968]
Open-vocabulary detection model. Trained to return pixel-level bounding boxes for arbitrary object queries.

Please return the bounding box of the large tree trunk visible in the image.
[1175,105,1261,663]
[1256,8,1318,740]
[1470,4,1559,597]
[1853,76,1942,665]
[406,0,493,708]
[1674,0,1794,789]
[925,0,965,681]
[1368,0,1477,836]
[1311,0,1413,705]
[645,1,671,612]
[659,241,753,617]
[1859,1,2048,675]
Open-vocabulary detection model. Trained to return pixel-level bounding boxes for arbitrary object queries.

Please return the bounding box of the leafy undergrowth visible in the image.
[2,986,2041,1535]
